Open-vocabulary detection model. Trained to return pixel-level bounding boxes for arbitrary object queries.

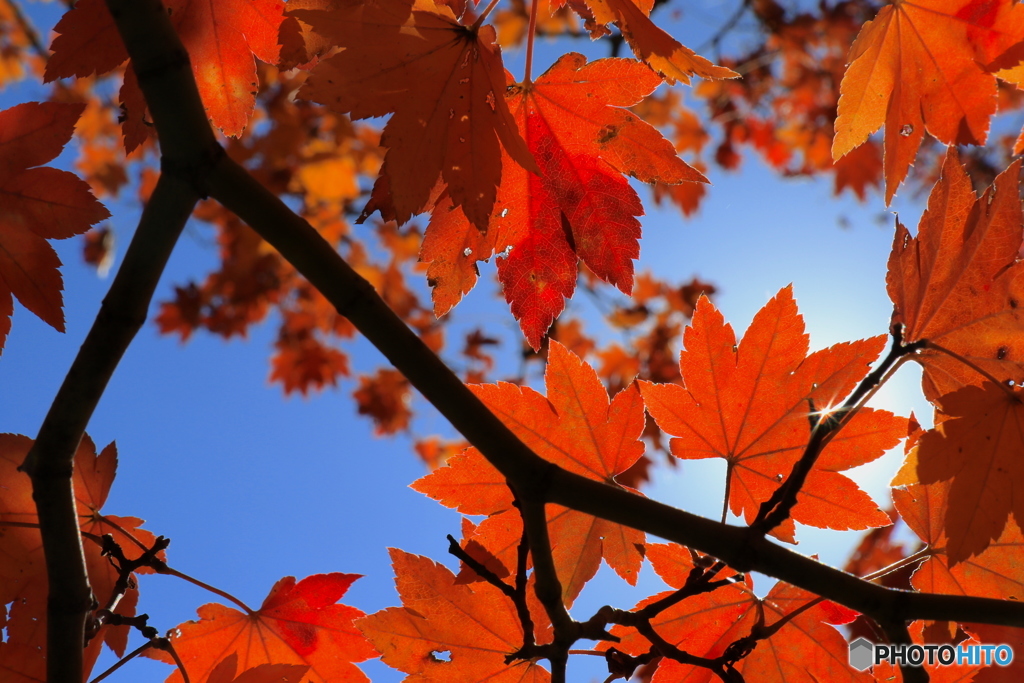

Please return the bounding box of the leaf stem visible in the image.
[161,567,255,615]
[88,641,155,683]
[473,0,503,27]
[720,462,733,524]
[861,545,932,582]
[524,0,541,83]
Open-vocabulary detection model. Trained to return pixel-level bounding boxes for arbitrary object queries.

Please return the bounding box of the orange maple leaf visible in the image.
[357,549,550,683]
[886,149,1024,401]
[45,0,286,138]
[576,0,738,84]
[640,287,902,541]
[413,340,647,603]
[0,101,108,353]
[422,53,706,348]
[0,434,155,675]
[293,0,536,231]
[833,0,1024,203]
[148,573,376,683]
[894,476,1024,594]
[910,383,1024,564]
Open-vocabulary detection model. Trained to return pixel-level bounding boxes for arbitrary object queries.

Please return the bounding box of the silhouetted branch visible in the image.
[21,166,198,683]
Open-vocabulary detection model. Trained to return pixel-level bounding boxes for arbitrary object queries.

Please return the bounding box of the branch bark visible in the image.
[26,5,210,679]
[22,167,198,683]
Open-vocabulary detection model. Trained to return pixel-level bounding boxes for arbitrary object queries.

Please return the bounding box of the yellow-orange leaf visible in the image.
[833,0,1024,203]
[915,383,1024,564]
[894,478,1024,596]
[357,549,550,683]
[886,149,1024,400]
[413,340,647,602]
[640,287,900,541]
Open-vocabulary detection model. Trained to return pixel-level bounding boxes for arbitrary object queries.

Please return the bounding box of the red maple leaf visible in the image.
[45,0,286,139]
[148,573,376,683]
[294,0,536,231]
[422,53,706,348]
[0,101,108,352]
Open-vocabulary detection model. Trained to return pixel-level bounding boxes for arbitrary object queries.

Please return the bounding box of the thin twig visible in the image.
[87,641,156,683]
[8,0,48,59]
[161,567,255,614]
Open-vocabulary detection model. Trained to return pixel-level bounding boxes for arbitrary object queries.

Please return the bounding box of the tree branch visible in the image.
[21,169,198,683]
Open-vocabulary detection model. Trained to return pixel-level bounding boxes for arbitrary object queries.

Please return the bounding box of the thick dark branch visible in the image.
[21,170,197,683]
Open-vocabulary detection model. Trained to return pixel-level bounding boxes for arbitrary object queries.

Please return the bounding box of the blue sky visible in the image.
[0,2,937,681]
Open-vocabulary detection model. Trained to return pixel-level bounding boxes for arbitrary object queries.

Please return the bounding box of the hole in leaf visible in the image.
[431,650,452,662]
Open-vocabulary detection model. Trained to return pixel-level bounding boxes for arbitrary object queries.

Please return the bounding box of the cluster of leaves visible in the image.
[1,0,1024,682]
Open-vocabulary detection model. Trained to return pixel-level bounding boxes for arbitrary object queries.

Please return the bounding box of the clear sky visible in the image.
[0,2,936,681]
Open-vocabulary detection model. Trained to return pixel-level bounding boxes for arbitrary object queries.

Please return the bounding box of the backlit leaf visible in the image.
[0,101,108,352]
[294,0,535,231]
[833,0,1024,202]
[148,574,375,683]
[886,149,1024,400]
[357,549,550,683]
[640,287,901,541]
[413,340,647,602]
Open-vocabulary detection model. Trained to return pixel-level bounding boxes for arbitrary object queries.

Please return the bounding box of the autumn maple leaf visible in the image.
[413,340,647,603]
[358,549,550,682]
[894,475,1024,587]
[576,0,738,85]
[886,149,1024,401]
[421,53,706,348]
[909,383,1024,564]
[45,0,286,139]
[293,0,536,232]
[0,434,155,674]
[833,0,1024,203]
[640,287,903,542]
[0,101,109,353]
[147,573,376,683]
